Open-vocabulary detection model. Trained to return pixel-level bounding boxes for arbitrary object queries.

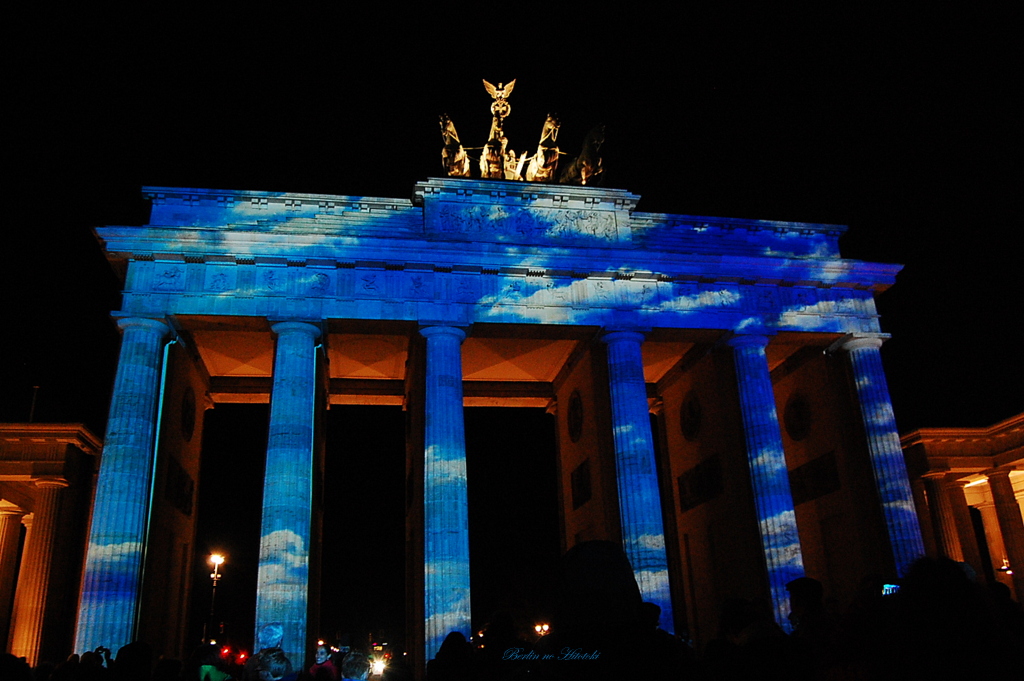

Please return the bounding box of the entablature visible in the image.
[121,181,859,264]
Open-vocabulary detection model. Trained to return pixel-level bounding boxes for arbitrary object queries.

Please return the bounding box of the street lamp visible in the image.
[204,553,225,642]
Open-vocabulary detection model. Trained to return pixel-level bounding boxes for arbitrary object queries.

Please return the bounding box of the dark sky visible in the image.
[5,4,1021,652]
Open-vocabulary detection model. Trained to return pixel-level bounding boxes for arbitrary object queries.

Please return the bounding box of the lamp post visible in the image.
[204,553,225,643]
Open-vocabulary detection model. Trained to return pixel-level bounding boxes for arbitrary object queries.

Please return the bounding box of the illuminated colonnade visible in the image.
[67,178,927,667]
[902,414,1024,599]
[9,478,70,663]
[0,425,101,666]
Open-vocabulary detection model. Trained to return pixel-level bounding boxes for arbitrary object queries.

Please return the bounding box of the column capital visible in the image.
[725,333,771,350]
[115,316,172,336]
[270,321,321,339]
[986,468,1013,482]
[0,500,26,517]
[599,328,649,345]
[418,324,468,342]
[829,332,891,354]
[32,477,69,490]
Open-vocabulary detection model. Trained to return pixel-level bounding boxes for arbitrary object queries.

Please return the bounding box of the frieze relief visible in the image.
[128,260,878,330]
[258,268,286,294]
[430,202,621,244]
[204,268,237,292]
[355,271,387,298]
[453,276,482,303]
[151,265,186,291]
[305,271,334,297]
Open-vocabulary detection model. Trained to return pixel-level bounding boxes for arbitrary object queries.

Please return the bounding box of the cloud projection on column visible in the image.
[840,336,924,575]
[75,317,170,655]
[601,330,675,633]
[420,325,472,662]
[728,334,806,631]
[255,321,320,669]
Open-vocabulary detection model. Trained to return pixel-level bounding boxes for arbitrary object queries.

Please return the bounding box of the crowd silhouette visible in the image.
[4,541,1022,680]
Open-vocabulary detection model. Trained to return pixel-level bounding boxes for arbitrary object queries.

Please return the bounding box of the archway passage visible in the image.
[465,407,560,634]
[189,404,560,658]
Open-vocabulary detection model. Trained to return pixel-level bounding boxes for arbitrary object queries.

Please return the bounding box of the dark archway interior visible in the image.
[190,404,560,654]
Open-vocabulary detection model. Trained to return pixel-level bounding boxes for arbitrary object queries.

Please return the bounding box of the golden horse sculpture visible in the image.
[439,115,472,178]
[560,124,604,186]
[525,114,561,183]
[440,80,602,185]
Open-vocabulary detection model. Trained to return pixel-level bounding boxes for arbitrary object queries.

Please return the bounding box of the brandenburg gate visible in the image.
[73,176,924,667]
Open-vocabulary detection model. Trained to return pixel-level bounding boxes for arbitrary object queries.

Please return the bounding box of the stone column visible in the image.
[986,469,1024,598]
[728,334,805,630]
[10,478,68,665]
[9,514,33,645]
[75,317,170,654]
[600,330,675,633]
[838,335,925,575]
[0,502,26,650]
[976,501,1009,584]
[255,321,320,669]
[948,480,984,576]
[419,325,471,661]
[910,478,937,557]
[922,472,964,561]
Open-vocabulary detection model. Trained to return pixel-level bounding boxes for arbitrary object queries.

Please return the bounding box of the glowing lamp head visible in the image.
[210,554,225,566]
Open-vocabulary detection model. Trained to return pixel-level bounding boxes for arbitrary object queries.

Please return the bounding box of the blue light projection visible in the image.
[254,321,321,668]
[601,330,675,633]
[839,336,925,575]
[88,178,917,656]
[728,334,805,632]
[75,317,170,654]
[420,325,472,661]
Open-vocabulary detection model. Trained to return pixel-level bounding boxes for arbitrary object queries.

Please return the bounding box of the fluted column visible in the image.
[419,325,471,661]
[0,501,26,650]
[10,478,68,665]
[10,514,33,645]
[600,330,675,633]
[728,334,805,630]
[922,473,963,561]
[948,480,984,575]
[987,469,1024,598]
[255,321,320,669]
[839,335,924,575]
[75,317,170,654]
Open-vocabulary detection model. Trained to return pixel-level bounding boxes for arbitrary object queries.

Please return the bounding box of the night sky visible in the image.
[5,5,1021,654]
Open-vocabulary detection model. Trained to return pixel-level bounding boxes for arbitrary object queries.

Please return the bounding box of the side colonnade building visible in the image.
[68,178,924,669]
[902,413,1024,599]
